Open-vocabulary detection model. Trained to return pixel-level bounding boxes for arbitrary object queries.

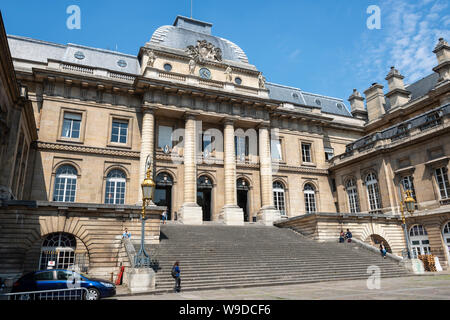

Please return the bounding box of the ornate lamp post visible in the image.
[134,156,155,268]
[399,189,416,259]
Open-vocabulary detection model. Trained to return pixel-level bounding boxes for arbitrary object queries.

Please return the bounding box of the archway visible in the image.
[39,232,89,273]
[237,178,250,222]
[154,172,174,220]
[365,234,392,253]
[197,175,213,221]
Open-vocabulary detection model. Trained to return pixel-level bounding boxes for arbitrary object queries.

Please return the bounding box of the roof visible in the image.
[7,35,140,74]
[149,16,249,64]
[266,82,353,117]
[384,72,440,111]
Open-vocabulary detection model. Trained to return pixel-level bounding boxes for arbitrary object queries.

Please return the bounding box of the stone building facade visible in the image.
[0,14,449,278]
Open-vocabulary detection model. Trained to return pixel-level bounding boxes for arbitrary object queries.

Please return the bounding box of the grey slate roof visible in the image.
[7,35,140,74]
[266,82,353,117]
[384,72,440,111]
[149,16,249,64]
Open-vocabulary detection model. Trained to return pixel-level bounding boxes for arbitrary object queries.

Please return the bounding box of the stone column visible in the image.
[257,124,280,225]
[178,113,203,225]
[138,105,156,203]
[219,119,244,225]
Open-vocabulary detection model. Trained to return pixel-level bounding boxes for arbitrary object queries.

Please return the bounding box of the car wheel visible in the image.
[84,288,100,300]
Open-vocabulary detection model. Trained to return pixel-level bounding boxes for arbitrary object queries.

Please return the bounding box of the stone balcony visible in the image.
[330,103,450,168]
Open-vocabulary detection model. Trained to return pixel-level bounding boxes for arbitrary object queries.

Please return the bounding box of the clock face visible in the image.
[199,68,211,79]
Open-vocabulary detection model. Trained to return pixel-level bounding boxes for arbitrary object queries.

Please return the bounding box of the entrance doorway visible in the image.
[237,178,250,222]
[197,175,213,221]
[154,172,173,220]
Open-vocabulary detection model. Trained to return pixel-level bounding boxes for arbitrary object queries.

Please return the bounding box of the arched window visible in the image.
[273,181,286,216]
[304,183,316,214]
[365,172,381,211]
[53,165,77,202]
[105,169,126,204]
[409,225,431,258]
[39,233,76,270]
[346,178,360,213]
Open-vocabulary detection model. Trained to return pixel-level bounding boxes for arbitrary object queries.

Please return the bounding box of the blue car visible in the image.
[12,269,116,300]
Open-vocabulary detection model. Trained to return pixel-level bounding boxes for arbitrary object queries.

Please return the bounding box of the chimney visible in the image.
[433,37,450,83]
[348,89,368,121]
[364,83,386,122]
[385,66,410,109]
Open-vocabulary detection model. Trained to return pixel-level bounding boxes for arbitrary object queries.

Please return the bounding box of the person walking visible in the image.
[172,261,181,293]
[162,210,167,224]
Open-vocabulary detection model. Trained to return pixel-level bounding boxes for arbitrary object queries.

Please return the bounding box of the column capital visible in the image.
[184,111,200,120]
[257,122,271,130]
[222,117,236,126]
[141,104,158,114]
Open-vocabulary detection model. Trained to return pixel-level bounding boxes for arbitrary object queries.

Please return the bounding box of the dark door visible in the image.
[197,189,211,221]
[237,190,249,222]
[154,186,172,220]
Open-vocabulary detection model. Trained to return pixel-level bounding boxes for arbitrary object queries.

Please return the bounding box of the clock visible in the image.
[199,67,211,79]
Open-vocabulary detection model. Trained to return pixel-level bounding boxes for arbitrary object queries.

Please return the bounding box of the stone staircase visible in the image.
[133,223,409,293]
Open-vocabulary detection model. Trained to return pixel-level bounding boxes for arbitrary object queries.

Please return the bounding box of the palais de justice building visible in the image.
[1,15,450,277]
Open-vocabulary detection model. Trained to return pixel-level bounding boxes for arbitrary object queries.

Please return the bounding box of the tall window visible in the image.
[271,139,282,161]
[435,167,450,199]
[158,125,173,149]
[409,225,431,258]
[273,181,286,216]
[105,169,126,204]
[301,143,312,163]
[365,172,381,211]
[304,183,316,213]
[346,178,360,213]
[111,120,128,144]
[61,112,81,139]
[202,134,213,157]
[53,165,77,202]
[400,175,416,200]
[39,233,76,270]
[235,136,248,161]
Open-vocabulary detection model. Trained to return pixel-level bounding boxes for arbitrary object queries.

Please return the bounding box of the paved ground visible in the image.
[111,273,450,300]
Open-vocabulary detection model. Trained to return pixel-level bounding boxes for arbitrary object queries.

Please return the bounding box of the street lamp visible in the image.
[399,188,416,259]
[134,157,156,268]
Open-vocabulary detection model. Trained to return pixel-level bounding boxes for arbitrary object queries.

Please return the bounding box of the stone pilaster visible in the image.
[178,113,203,225]
[219,119,244,225]
[257,124,280,225]
[138,105,156,203]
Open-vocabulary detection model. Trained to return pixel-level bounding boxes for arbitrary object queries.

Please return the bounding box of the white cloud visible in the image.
[356,0,450,87]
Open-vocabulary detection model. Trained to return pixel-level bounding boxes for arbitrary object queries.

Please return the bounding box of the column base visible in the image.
[219,205,244,226]
[257,206,281,226]
[178,203,203,225]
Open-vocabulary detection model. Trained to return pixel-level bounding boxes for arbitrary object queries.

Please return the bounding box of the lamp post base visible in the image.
[400,258,425,274]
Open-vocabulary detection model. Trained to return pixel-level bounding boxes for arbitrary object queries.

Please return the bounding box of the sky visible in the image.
[1,0,449,106]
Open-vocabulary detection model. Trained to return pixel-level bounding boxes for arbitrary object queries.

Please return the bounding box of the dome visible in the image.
[149,16,249,64]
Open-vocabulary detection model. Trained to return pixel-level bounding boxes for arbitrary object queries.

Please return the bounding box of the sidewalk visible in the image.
[112,272,450,300]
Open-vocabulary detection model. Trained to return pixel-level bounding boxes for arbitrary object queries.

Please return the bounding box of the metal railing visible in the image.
[1,288,88,301]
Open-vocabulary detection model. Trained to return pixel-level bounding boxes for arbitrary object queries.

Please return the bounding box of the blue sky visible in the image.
[1,0,449,106]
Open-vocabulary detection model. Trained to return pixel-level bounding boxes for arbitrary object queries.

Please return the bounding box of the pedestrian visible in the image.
[345,229,352,243]
[380,243,387,259]
[122,228,131,239]
[162,210,167,224]
[172,261,181,293]
[339,230,345,243]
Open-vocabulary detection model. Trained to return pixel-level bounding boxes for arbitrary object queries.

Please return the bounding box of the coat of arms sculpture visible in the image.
[186,40,223,63]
